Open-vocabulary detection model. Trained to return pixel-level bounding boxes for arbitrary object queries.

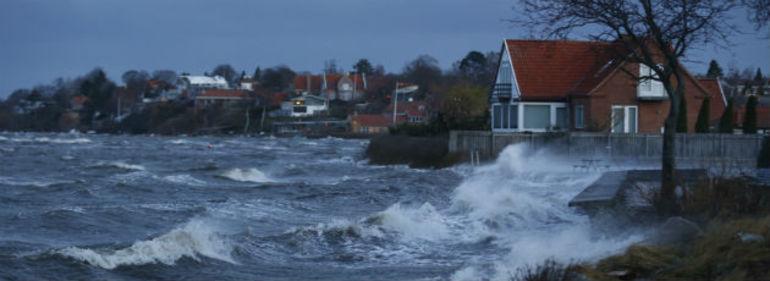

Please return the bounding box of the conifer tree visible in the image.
[706,60,723,78]
[719,98,735,133]
[743,95,758,134]
[677,96,688,133]
[695,96,711,133]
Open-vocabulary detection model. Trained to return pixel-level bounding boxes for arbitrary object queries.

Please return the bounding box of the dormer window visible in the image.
[638,64,665,99]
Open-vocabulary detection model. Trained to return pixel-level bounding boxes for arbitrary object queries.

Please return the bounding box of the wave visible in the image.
[93,161,146,171]
[163,174,207,186]
[446,144,643,281]
[219,168,273,183]
[34,137,92,144]
[0,136,92,144]
[366,203,451,241]
[56,219,237,270]
[168,139,207,146]
[0,176,75,188]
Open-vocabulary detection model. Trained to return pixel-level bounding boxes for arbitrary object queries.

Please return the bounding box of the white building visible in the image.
[279,95,328,117]
[177,75,229,96]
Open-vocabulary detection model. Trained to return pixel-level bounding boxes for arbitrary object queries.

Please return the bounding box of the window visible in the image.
[509,105,518,129]
[555,107,567,130]
[523,105,550,129]
[574,105,585,129]
[611,105,638,133]
[638,64,665,98]
[493,105,502,129]
[502,105,509,128]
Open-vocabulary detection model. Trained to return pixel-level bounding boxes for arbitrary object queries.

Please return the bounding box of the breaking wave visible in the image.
[163,174,207,186]
[56,219,236,269]
[446,144,644,281]
[0,136,92,144]
[94,161,146,171]
[220,168,273,183]
[0,176,75,188]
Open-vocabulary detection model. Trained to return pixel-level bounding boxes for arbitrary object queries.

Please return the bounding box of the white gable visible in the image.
[492,42,521,99]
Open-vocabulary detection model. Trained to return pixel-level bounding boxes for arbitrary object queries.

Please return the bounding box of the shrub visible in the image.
[511,259,584,281]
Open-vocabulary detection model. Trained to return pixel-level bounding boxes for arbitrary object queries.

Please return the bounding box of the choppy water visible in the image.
[0,132,644,281]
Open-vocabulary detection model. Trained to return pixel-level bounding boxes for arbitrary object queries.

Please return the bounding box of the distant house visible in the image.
[293,72,367,102]
[177,75,229,98]
[350,114,390,134]
[385,100,429,125]
[489,39,724,133]
[70,95,89,111]
[194,89,252,108]
[279,95,328,117]
[733,95,770,133]
[239,75,257,91]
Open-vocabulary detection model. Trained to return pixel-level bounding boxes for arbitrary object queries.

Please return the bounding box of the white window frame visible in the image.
[520,102,567,132]
[610,105,638,133]
[637,64,665,99]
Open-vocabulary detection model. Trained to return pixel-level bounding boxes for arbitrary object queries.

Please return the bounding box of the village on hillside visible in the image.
[0,46,768,138]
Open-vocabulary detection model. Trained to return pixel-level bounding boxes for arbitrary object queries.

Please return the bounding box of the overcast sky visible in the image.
[1,0,768,98]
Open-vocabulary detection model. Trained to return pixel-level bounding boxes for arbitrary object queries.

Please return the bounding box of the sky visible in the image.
[1,0,768,98]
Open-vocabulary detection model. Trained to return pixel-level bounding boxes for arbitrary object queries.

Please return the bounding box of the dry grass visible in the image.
[587,216,770,281]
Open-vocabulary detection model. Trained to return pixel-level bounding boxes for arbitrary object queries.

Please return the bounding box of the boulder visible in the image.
[653,216,703,245]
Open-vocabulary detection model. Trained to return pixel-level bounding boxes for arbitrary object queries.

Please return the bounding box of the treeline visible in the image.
[0,51,499,134]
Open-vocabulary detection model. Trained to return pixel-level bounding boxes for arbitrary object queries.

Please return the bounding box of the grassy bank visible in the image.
[512,178,770,281]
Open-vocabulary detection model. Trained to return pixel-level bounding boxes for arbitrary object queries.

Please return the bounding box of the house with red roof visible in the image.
[490,39,725,133]
[733,95,770,133]
[194,89,253,108]
[385,100,429,125]
[293,72,367,102]
[349,114,390,134]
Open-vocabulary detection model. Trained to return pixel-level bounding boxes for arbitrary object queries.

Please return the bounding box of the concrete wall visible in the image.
[449,130,766,167]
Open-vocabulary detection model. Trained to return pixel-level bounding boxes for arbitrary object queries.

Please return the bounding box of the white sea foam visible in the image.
[95,161,146,171]
[0,176,74,188]
[220,168,273,183]
[163,174,207,186]
[33,137,92,144]
[433,144,644,280]
[57,219,237,269]
[370,203,451,241]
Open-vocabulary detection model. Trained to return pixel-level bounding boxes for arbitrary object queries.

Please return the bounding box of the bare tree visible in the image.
[744,0,770,28]
[517,0,736,214]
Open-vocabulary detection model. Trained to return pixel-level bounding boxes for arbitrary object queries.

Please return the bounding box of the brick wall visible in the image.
[586,63,712,133]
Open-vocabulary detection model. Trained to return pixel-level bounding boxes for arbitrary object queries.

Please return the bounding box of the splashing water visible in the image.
[56,219,237,269]
[220,168,273,183]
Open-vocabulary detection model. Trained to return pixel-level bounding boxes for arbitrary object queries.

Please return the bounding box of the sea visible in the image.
[0,132,645,281]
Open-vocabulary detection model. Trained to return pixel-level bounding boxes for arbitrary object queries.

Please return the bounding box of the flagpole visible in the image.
[392,82,398,125]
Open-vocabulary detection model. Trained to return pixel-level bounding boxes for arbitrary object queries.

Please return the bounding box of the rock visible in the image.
[737,232,765,243]
[607,270,633,280]
[653,216,703,245]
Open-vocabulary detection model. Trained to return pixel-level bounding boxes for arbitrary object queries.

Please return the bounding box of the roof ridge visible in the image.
[505,39,611,44]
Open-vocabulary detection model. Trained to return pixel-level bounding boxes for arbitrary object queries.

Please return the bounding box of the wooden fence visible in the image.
[449,130,766,167]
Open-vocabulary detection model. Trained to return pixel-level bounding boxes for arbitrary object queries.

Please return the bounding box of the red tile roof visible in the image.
[351,114,391,127]
[386,100,428,117]
[294,73,366,92]
[505,40,622,100]
[697,78,727,124]
[197,89,250,99]
[71,95,89,105]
